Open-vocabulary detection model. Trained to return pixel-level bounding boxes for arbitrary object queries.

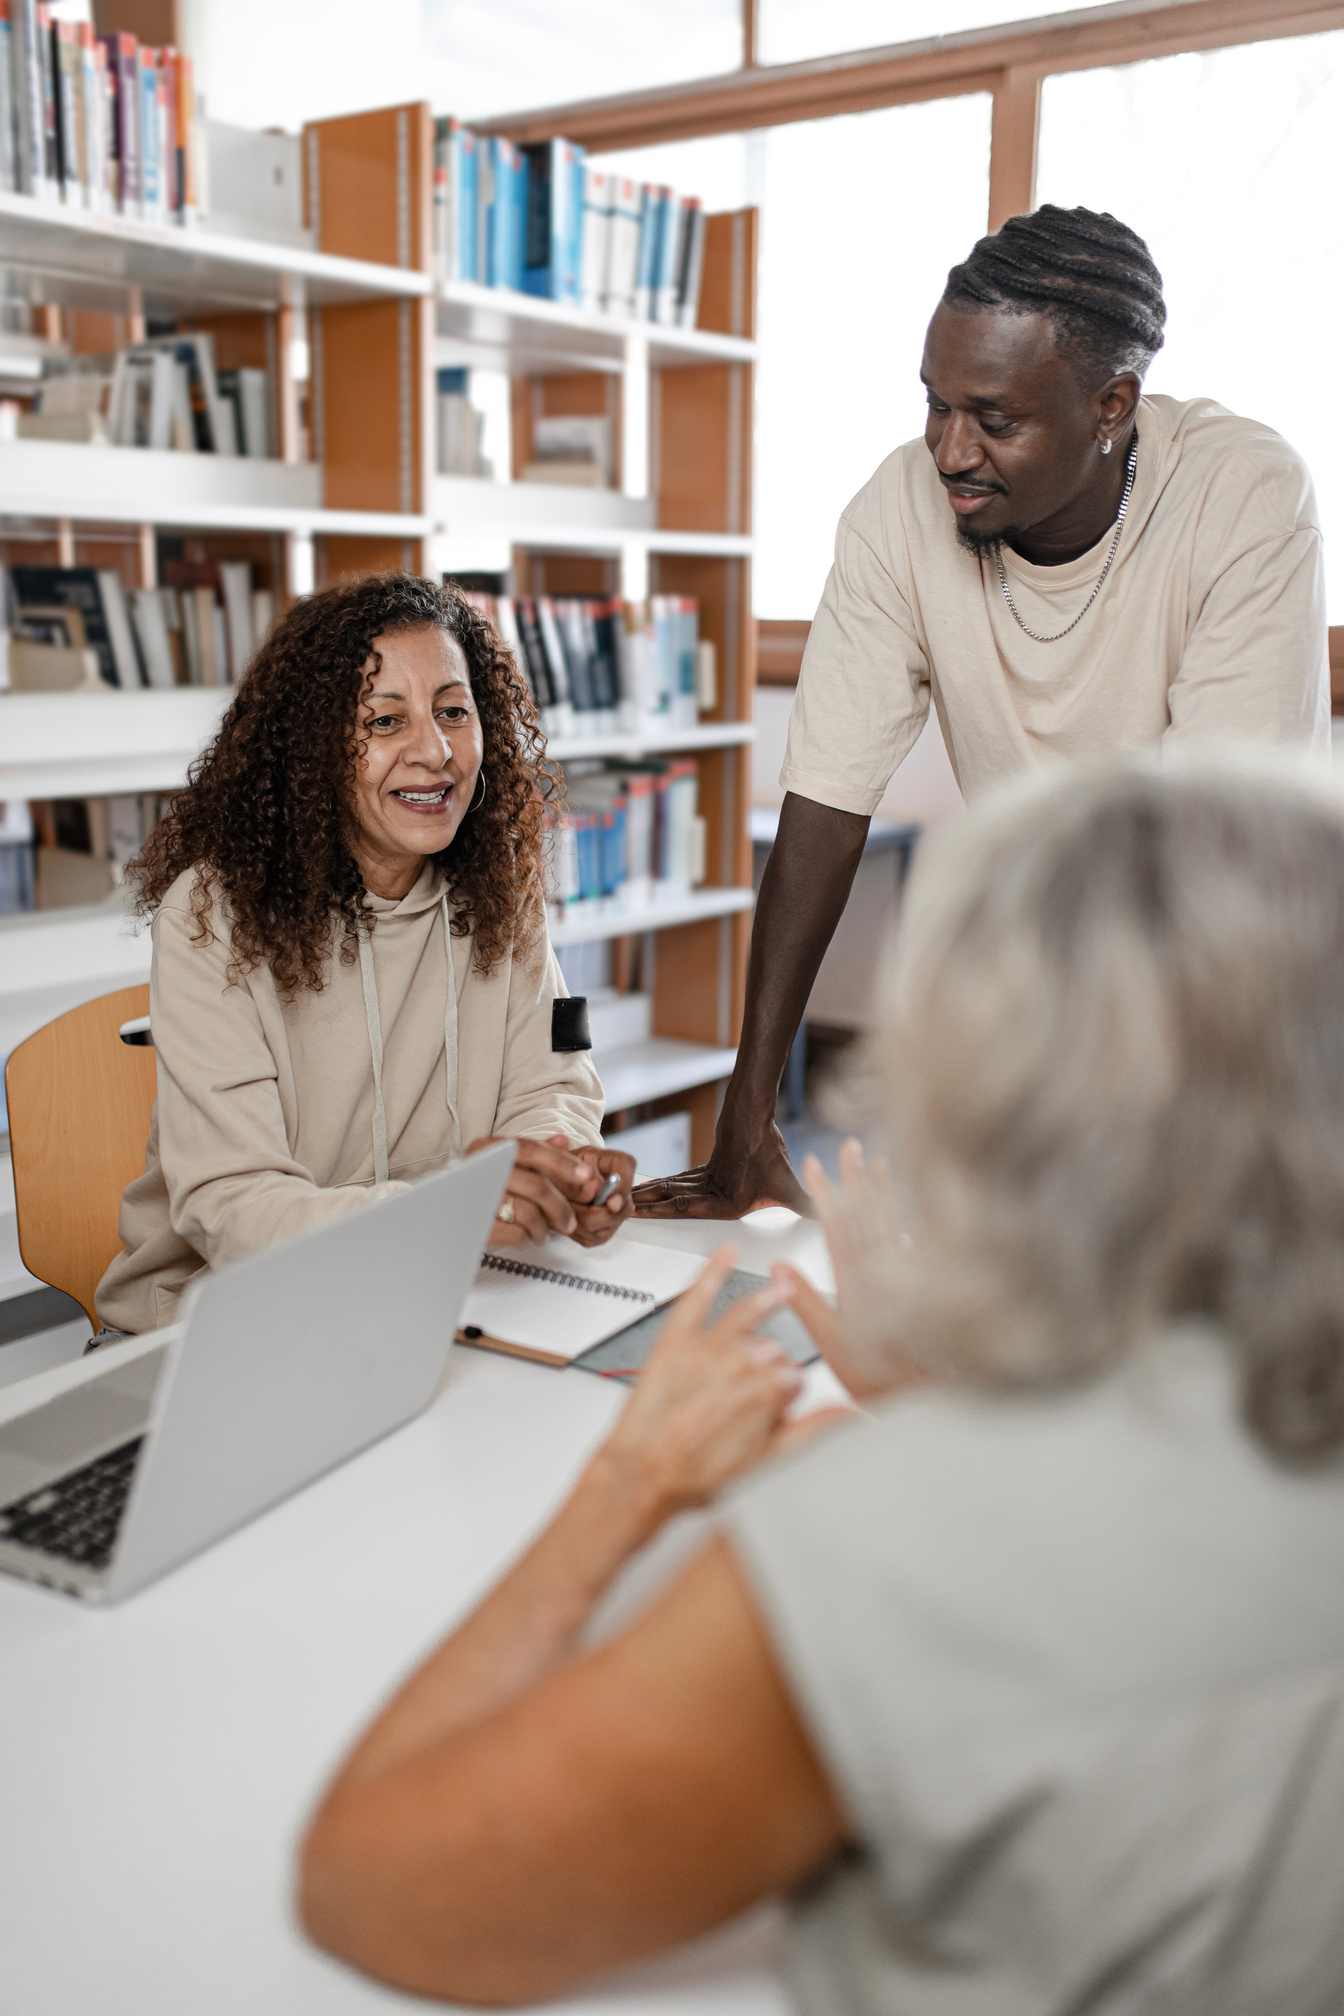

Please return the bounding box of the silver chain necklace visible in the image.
[994,430,1139,644]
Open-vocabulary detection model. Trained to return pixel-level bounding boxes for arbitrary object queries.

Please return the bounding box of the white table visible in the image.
[0,1210,837,2016]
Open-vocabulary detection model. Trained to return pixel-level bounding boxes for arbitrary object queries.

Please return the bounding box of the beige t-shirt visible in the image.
[783,394,1330,812]
[727,1326,1344,2016]
[96,863,604,1335]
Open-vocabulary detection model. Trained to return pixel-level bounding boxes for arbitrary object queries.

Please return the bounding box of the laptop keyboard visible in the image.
[0,1438,144,1572]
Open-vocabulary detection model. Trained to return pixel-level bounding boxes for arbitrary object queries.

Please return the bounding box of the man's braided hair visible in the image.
[942,204,1166,387]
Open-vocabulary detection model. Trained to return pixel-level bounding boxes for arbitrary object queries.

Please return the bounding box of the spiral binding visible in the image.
[480,1253,654,1305]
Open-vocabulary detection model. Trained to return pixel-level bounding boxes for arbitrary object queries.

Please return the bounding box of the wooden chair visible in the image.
[4,985,156,1328]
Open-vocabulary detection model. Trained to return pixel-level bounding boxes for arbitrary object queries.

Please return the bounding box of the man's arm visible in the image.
[635,791,870,1218]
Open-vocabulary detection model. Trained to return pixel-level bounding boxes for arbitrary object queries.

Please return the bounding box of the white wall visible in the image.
[178,0,740,133]
[179,0,424,131]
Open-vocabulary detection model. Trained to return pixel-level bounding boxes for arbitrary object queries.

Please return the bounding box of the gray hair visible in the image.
[865,758,1344,1464]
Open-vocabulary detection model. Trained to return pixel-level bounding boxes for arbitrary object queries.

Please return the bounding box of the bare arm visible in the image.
[635,791,870,1219]
[299,1534,850,2005]
[299,1251,853,2002]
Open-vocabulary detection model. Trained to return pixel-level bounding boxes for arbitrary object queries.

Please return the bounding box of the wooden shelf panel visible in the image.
[0,190,429,318]
[596,1037,737,1114]
[549,885,753,947]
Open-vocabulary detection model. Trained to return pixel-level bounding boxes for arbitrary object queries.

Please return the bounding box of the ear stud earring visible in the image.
[1099,438,1113,455]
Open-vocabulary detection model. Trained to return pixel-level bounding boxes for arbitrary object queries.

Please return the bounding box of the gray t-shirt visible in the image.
[726,1326,1344,2015]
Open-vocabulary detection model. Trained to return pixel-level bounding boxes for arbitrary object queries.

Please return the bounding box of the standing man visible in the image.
[637,204,1329,1218]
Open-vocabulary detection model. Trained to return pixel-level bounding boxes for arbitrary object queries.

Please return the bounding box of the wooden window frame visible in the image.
[479,0,1344,229]
[480,0,1344,660]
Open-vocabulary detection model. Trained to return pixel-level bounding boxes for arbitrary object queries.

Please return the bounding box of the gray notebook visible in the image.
[575,1269,822,1381]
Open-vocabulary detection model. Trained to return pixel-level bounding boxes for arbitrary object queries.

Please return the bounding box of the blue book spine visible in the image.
[653,193,683,324]
[634,185,661,320]
[482,138,501,286]
[679,603,697,702]
[139,55,159,218]
[457,130,479,282]
[487,139,524,291]
[576,813,600,903]
[600,807,627,899]
[551,140,582,305]
[510,143,528,290]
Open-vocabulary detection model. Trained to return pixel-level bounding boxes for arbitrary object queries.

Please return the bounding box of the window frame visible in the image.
[477,0,1344,664]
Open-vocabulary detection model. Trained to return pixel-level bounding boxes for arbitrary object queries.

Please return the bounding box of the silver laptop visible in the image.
[0,1141,515,1604]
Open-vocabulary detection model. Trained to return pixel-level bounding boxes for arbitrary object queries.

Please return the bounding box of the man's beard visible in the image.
[956,519,1019,557]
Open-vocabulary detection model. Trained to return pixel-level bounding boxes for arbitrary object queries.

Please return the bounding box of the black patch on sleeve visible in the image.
[551,996,592,1052]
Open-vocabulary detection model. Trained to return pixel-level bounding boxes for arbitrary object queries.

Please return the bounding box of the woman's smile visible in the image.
[390,782,454,813]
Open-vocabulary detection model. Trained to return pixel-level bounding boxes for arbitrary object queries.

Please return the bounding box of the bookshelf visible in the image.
[0,99,759,1160]
[302,106,758,1156]
[0,691,754,803]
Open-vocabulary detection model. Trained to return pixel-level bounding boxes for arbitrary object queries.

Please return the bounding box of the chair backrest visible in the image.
[5,984,156,1326]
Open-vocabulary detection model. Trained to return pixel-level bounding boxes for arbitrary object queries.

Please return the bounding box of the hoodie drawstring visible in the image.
[358,893,460,1186]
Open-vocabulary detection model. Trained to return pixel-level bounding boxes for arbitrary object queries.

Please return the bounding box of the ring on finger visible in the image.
[497,1197,516,1224]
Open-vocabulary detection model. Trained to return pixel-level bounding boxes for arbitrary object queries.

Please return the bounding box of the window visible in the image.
[758,0,1088,69]
[1036,30,1344,620]
[605,94,992,619]
[420,0,742,122]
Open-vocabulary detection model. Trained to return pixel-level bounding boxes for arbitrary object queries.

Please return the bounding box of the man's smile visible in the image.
[941,479,1003,516]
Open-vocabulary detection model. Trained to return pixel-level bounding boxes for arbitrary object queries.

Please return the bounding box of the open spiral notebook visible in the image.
[456,1236,706,1367]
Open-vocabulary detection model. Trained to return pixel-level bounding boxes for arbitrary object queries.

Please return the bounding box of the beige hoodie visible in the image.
[96,862,603,1334]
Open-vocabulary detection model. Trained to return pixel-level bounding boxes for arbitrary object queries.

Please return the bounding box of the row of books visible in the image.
[545,759,706,921]
[0,8,199,221]
[457,590,710,740]
[0,790,171,913]
[433,122,706,327]
[3,561,271,690]
[18,337,271,455]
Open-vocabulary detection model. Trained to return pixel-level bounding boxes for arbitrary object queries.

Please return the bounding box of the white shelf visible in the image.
[0,188,429,317]
[435,475,652,537]
[549,721,754,762]
[0,687,230,800]
[0,899,149,1057]
[437,280,755,377]
[0,439,430,537]
[549,885,752,947]
[596,1037,737,1113]
[0,690,754,801]
[431,477,751,561]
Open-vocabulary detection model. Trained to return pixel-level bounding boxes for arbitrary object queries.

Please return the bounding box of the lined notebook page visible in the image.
[459,1237,705,1360]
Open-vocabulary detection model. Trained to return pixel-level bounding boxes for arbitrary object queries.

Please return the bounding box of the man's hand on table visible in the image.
[632,1114,811,1219]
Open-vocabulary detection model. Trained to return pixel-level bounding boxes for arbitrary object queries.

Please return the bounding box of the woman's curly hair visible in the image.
[131,573,553,995]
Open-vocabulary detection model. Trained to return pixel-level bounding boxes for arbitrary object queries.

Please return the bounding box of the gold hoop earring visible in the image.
[468,772,486,813]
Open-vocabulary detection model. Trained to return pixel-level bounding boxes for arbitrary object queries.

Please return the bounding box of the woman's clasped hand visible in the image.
[470,1134,636,1248]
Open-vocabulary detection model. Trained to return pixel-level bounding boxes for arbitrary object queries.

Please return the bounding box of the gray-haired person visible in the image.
[301,755,1344,2015]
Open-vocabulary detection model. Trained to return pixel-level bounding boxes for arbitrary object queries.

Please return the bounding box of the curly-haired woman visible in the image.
[95,573,633,1338]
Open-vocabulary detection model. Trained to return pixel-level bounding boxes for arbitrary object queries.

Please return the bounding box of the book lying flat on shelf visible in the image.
[11,564,143,686]
[457,1235,705,1366]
